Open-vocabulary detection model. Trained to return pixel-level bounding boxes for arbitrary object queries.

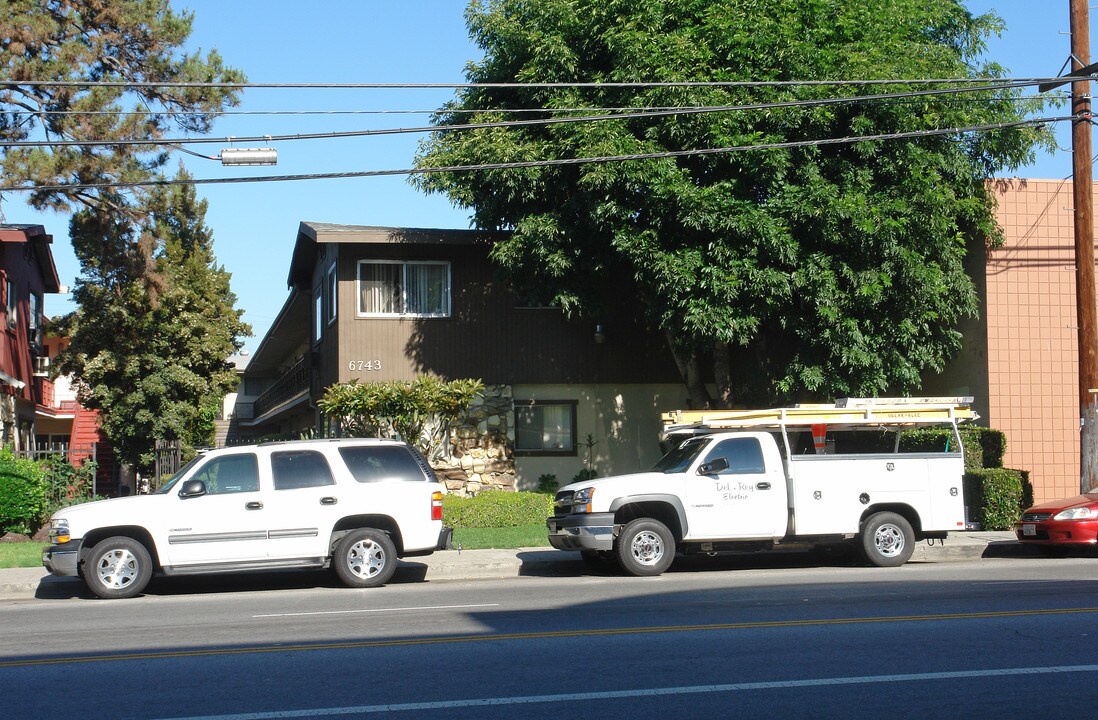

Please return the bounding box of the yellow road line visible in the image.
[2,606,1095,668]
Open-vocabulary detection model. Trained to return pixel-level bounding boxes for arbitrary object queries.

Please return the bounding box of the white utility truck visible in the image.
[547,397,974,575]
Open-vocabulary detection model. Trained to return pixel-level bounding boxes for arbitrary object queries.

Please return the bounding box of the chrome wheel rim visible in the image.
[347,538,386,579]
[874,524,905,557]
[629,530,665,566]
[95,548,140,589]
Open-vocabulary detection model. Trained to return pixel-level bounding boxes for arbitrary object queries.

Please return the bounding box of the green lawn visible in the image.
[0,542,48,569]
[0,526,549,569]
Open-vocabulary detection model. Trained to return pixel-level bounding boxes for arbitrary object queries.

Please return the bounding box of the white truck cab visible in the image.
[547,397,973,575]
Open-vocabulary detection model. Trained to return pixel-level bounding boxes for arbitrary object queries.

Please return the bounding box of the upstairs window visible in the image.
[327,264,337,324]
[5,280,15,329]
[28,292,40,346]
[358,260,450,317]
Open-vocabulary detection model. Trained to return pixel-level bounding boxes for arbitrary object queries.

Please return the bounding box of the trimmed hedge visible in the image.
[963,468,1025,530]
[899,426,1007,472]
[442,491,554,529]
[0,449,48,535]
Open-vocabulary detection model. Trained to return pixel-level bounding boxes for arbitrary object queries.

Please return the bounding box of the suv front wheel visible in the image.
[85,536,153,599]
[333,528,398,588]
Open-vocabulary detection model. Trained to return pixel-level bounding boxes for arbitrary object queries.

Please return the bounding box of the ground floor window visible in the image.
[515,400,577,455]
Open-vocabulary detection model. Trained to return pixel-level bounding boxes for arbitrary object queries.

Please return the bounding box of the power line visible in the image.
[0,80,1055,149]
[0,77,1075,89]
[0,115,1068,194]
[2,94,1065,119]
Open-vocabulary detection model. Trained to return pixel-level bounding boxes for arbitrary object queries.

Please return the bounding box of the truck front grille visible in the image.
[553,490,576,515]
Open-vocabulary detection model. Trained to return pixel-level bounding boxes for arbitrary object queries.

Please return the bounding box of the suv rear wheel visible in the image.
[333,528,398,588]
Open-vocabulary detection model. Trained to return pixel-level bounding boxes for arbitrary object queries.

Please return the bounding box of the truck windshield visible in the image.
[651,437,711,473]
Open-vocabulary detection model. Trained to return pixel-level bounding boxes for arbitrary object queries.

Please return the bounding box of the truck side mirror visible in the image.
[698,457,729,475]
[178,479,207,499]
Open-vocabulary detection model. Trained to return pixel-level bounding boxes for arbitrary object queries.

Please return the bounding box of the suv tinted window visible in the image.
[271,450,335,490]
[191,454,260,494]
[339,445,429,483]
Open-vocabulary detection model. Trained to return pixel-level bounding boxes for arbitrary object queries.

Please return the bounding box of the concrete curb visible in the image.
[0,531,1034,601]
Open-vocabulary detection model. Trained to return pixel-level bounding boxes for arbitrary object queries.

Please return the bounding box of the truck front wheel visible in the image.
[616,518,675,577]
[860,512,915,567]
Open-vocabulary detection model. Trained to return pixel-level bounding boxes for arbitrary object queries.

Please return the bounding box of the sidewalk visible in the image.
[0,531,1031,601]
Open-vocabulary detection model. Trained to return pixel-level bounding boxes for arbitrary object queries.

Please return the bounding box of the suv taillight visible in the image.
[431,490,443,521]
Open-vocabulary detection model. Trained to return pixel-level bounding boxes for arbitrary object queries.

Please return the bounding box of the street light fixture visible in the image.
[219,147,278,166]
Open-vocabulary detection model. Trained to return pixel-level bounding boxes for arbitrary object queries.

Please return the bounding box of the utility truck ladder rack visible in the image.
[662,396,978,438]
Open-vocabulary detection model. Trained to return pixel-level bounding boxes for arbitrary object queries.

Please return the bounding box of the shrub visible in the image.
[963,468,1025,530]
[0,448,48,535]
[442,490,554,529]
[38,455,99,511]
[899,426,1007,472]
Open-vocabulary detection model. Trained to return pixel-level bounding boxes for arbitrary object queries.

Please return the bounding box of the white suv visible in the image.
[43,439,449,599]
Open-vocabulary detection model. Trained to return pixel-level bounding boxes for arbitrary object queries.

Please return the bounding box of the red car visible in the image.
[1016,493,1098,555]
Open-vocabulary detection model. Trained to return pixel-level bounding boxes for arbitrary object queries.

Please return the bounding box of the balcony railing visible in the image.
[252,357,312,419]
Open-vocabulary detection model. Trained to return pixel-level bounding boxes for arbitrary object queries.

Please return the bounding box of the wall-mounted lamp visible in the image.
[594,323,606,344]
[219,147,278,166]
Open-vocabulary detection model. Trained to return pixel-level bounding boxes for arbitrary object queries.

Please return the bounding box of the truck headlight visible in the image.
[573,487,595,513]
[1054,507,1097,520]
[49,518,70,544]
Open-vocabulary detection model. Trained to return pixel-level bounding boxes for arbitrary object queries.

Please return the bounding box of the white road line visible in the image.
[252,603,499,618]
[154,664,1098,719]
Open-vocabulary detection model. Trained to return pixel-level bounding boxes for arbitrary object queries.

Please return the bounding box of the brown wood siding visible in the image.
[333,242,680,385]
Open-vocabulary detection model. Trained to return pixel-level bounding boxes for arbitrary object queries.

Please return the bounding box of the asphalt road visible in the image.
[3,556,1098,719]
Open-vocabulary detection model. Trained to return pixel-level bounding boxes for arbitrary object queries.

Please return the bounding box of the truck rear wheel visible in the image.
[860,512,915,567]
[616,518,675,576]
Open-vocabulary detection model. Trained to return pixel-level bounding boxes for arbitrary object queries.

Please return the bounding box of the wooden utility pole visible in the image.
[1071,0,1098,493]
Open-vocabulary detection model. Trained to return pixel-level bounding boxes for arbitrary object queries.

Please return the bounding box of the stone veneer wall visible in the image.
[432,384,517,496]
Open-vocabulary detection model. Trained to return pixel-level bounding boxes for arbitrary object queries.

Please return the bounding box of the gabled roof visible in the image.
[287,222,500,291]
[0,224,61,292]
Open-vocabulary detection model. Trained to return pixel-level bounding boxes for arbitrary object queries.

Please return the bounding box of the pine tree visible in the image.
[55,167,250,470]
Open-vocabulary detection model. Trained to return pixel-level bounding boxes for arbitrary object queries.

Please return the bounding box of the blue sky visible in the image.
[6,1,1087,352]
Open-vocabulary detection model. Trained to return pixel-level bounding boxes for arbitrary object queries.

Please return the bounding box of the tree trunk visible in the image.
[712,340,733,409]
[665,331,713,409]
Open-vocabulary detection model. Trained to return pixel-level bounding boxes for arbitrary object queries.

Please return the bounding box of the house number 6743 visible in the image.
[348,360,382,371]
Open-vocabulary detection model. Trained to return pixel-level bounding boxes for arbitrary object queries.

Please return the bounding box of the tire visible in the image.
[333,528,398,588]
[84,536,153,599]
[860,512,915,567]
[580,550,618,572]
[616,518,675,577]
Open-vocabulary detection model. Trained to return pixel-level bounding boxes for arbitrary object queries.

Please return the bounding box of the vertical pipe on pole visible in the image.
[1071,0,1098,492]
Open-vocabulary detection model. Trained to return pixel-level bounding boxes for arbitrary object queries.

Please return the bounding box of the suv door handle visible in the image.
[245,501,263,510]
[756,482,771,490]
[320,497,338,506]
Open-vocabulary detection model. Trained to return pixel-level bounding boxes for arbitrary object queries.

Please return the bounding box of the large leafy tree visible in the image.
[54,168,250,470]
[415,0,1053,407]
